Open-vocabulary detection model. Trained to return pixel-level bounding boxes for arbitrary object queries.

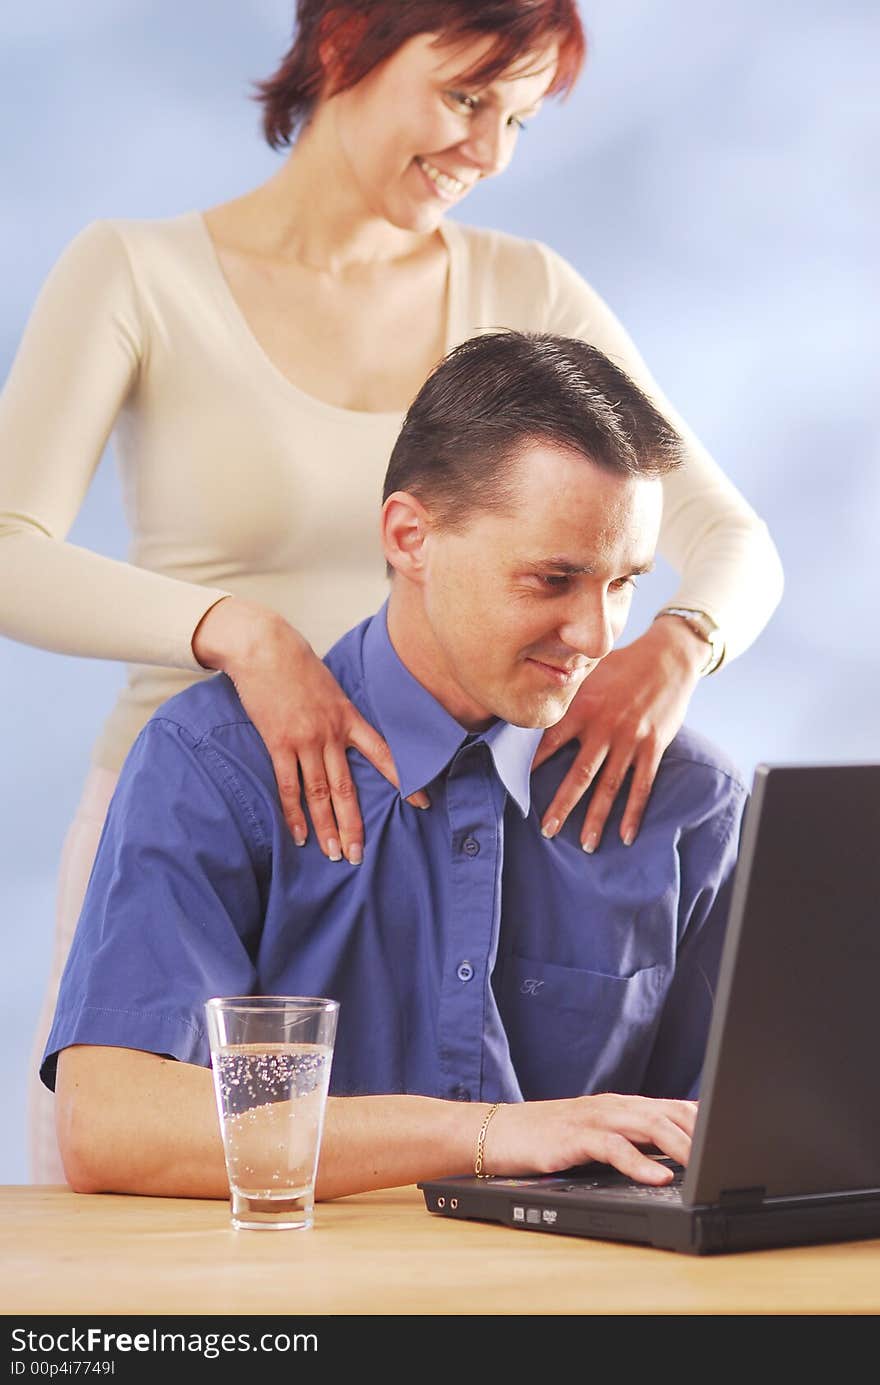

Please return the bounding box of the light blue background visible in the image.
[1,1,877,1182]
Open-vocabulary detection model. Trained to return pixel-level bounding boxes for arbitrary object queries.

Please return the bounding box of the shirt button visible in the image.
[463,836,480,856]
[456,960,474,983]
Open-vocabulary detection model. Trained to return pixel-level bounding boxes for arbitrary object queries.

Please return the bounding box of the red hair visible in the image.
[254,1,587,150]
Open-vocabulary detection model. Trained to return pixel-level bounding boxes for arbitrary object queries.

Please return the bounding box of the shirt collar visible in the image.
[361,603,541,817]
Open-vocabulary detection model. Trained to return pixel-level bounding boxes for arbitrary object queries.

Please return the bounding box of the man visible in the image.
[43,331,746,1200]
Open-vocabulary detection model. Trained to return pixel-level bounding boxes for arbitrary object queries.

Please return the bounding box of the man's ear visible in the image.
[381,491,433,583]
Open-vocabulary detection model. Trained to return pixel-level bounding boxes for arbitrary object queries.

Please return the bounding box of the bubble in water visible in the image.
[211,1042,333,1197]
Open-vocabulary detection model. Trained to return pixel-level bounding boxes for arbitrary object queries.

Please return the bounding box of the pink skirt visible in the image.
[27,766,119,1183]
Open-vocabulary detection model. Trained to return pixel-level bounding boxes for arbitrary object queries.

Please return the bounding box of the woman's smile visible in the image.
[414,155,471,201]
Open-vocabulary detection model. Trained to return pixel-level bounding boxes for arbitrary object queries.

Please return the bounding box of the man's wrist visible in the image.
[474,1102,502,1178]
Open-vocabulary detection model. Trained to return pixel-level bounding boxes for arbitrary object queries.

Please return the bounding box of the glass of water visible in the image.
[204,995,339,1230]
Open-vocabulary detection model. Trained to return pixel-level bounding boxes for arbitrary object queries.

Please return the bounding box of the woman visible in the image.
[0,0,783,1182]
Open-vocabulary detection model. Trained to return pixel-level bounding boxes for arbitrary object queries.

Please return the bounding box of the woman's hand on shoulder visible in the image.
[192,597,428,862]
[531,617,709,852]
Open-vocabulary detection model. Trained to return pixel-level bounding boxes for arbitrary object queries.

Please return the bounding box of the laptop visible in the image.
[419,762,880,1254]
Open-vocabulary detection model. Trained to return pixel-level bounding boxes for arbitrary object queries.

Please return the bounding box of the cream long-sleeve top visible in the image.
[0,213,783,773]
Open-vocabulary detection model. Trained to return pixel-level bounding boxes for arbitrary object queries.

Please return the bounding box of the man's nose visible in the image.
[557,598,617,662]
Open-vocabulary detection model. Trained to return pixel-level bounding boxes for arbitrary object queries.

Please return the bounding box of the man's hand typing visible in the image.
[480,1094,698,1185]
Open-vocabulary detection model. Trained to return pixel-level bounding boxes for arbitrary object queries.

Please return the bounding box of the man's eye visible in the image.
[610,577,638,593]
[539,574,571,590]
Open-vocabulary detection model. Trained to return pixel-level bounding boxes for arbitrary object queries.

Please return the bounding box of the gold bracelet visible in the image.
[474,1102,501,1179]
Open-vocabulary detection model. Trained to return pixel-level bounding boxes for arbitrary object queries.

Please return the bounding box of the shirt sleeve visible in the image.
[538,241,784,664]
[0,221,229,669]
[40,715,268,1089]
[639,771,747,1099]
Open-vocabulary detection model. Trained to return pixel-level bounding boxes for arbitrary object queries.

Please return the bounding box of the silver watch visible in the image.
[656,606,725,675]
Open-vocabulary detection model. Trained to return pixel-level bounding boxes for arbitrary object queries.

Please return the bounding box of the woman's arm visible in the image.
[0,223,407,853]
[539,240,785,655]
[531,242,783,848]
[0,222,230,668]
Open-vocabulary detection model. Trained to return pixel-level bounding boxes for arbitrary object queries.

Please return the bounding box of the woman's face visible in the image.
[324,32,559,232]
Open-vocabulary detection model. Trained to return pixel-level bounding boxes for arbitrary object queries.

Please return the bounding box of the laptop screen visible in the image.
[684,762,880,1205]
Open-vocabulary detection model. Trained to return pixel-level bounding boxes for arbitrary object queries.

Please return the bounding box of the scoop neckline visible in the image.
[190,209,464,425]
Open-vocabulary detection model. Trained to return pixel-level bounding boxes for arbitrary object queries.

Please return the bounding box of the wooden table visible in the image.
[2,1185,879,1315]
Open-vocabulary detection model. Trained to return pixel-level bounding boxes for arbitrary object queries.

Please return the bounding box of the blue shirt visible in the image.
[43,605,747,1104]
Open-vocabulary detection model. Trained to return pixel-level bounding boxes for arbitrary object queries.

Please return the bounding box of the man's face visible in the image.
[398,441,663,731]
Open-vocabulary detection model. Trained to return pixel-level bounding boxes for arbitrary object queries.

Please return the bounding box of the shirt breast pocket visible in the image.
[496,951,667,1100]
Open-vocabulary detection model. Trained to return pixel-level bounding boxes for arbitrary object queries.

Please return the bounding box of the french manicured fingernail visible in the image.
[417,796,431,810]
[541,818,560,839]
[582,833,598,854]
[293,827,306,847]
[622,828,635,847]
[326,837,342,862]
[348,843,363,865]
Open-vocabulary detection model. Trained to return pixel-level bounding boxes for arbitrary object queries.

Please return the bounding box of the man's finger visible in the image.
[599,1132,676,1185]
[643,1114,693,1168]
[663,1099,699,1138]
[539,740,609,838]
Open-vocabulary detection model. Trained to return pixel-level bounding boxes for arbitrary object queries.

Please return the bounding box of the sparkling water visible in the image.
[212,1042,333,1220]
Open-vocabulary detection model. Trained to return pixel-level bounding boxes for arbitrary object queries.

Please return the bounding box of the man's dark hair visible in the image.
[382,331,684,531]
